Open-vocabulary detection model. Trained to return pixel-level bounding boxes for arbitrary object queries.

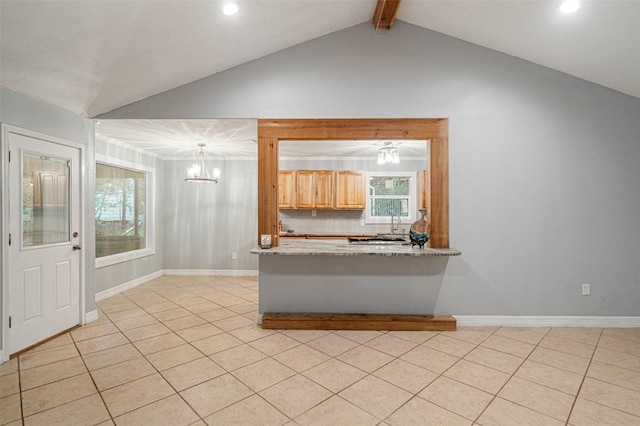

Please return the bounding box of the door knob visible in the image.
[73,245,82,251]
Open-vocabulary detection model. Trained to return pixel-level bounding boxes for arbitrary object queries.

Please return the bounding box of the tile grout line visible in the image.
[12,277,640,425]
[68,330,116,424]
[562,327,604,426]
[478,327,571,424]
[361,328,506,423]
[96,291,188,423]
[412,325,506,424]
[351,328,491,424]
[120,288,213,425]
[17,355,24,426]
[461,326,538,425]
[116,281,301,423]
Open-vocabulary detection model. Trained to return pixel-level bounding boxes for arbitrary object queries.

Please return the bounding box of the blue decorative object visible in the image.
[409,228,430,249]
[409,210,431,249]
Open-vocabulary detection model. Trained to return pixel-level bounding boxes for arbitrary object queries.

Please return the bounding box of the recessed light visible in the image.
[560,0,580,14]
[222,2,239,16]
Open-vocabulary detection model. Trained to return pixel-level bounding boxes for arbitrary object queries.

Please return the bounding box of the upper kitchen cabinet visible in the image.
[296,170,334,209]
[278,170,296,209]
[335,170,365,209]
[281,169,366,210]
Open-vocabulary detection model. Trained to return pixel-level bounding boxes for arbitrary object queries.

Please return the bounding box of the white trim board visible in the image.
[84,310,99,325]
[163,269,258,277]
[455,316,640,328]
[95,270,164,302]
[94,269,259,302]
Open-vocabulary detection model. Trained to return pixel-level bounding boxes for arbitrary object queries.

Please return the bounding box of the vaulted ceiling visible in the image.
[2,0,639,120]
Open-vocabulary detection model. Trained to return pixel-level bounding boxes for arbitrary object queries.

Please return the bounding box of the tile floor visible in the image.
[1,275,640,425]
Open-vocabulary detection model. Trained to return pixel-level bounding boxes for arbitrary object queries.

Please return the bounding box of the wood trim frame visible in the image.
[257,118,449,248]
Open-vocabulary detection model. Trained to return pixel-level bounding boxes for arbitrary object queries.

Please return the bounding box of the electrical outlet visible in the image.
[582,283,590,296]
[311,209,317,217]
[232,252,237,260]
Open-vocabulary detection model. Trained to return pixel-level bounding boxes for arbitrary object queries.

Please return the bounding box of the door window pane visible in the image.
[23,154,70,246]
[95,163,147,258]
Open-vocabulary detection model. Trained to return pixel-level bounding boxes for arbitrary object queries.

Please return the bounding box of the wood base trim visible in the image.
[261,312,456,331]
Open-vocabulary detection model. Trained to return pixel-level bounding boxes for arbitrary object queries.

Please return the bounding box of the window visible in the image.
[95,157,154,267]
[365,172,417,224]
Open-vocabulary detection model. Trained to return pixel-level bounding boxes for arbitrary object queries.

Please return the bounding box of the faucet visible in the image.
[391,214,402,234]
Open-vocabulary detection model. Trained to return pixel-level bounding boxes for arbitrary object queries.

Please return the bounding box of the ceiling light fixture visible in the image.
[559,0,580,14]
[222,2,239,16]
[377,141,400,165]
[185,143,221,184]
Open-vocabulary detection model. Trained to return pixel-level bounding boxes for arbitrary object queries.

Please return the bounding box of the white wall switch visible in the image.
[232,252,237,260]
[582,283,590,296]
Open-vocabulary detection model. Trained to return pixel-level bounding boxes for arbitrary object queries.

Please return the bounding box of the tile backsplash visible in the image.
[279,209,407,235]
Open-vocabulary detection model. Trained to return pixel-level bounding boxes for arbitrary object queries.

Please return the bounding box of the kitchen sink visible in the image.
[348,235,410,245]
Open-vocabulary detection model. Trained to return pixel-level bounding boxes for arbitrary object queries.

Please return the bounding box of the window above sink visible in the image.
[366,171,417,224]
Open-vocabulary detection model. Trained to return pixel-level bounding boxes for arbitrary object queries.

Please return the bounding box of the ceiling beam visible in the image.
[373,0,401,30]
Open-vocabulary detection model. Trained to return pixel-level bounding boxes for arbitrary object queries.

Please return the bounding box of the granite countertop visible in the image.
[279,232,375,238]
[251,239,461,257]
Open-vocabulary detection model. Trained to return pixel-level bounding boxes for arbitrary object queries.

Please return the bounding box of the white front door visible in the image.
[7,131,81,355]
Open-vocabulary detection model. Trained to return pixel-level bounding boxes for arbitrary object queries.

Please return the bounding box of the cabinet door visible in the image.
[315,171,334,208]
[278,170,296,208]
[296,171,315,208]
[335,170,365,209]
[419,170,430,211]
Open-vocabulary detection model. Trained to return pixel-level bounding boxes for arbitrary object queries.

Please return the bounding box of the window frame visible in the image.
[365,171,417,224]
[95,155,155,268]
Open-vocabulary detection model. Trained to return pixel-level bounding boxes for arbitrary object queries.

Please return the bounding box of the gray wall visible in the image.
[94,141,165,293]
[102,21,640,316]
[163,158,258,271]
[1,87,96,352]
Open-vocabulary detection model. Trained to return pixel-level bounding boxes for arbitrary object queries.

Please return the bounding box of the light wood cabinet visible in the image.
[278,170,296,209]
[418,169,430,212]
[315,171,334,208]
[295,171,315,208]
[335,170,365,209]
[296,170,333,209]
[279,169,365,210]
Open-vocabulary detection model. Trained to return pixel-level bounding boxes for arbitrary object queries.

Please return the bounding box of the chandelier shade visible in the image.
[185,143,220,183]
[377,141,400,165]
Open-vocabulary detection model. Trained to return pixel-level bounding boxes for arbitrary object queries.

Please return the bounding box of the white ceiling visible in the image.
[3,1,639,157]
[281,139,427,159]
[95,119,259,158]
[95,118,427,159]
[2,0,639,119]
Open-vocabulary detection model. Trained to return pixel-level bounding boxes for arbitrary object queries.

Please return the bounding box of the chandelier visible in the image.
[185,143,220,183]
[377,141,400,165]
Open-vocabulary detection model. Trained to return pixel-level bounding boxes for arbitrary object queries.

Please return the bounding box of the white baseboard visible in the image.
[455,316,640,328]
[84,310,99,325]
[95,270,164,302]
[0,350,5,364]
[95,269,259,302]
[163,269,258,277]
